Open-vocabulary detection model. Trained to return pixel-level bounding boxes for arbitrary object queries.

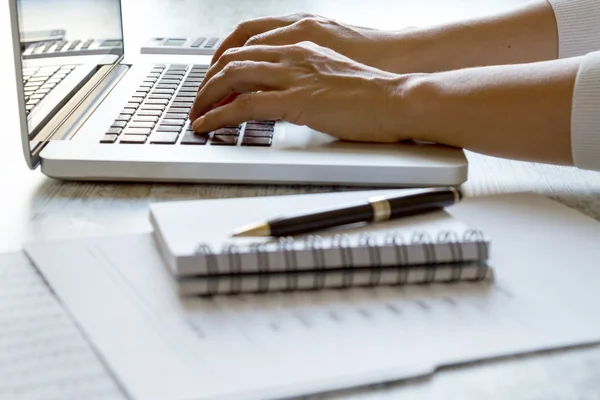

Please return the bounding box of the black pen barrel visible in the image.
[387,188,459,219]
[269,203,374,237]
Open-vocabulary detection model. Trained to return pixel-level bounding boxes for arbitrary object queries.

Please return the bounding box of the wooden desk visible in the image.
[2,0,600,398]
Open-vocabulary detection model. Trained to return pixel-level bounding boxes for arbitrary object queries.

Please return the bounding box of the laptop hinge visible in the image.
[29,63,129,163]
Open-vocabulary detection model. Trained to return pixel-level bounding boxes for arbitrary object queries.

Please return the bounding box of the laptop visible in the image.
[8,0,468,187]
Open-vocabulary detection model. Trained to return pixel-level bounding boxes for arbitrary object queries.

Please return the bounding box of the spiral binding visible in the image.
[193,229,490,292]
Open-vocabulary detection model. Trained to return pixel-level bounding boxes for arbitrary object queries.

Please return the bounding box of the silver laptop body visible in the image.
[9,0,468,187]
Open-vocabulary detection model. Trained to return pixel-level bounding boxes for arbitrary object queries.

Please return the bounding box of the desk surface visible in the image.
[2,0,600,399]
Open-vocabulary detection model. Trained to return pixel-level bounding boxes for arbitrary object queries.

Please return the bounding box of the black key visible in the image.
[215,128,240,136]
[111,121,128,128]
[211,135,238,146]
[246,122,275,130]
[128,122,155,129]
[122,128,152,135]
[100,134,118,143]
[160,119,185,126]
[150,132,179,144]
[162,73,184,78]
[177,87,198,96]
[180,131,208,145]
[107,127,122,135]
[241,137,272,147]
[171,102,192,108]
[145,99,170,105]
[132,116,159,123]
[164,113,188,120]
[156,125,182,133]
[243,130,273,138]
[81,39,94,49]
[116,114,131,122]
[140,104,166,111]
[137,110,163,116]
[167,108,189,114]
[153,89,175,95]
[67,39,81,50]
[148,94,172,100]
[120,135,147,144]
[174,96,195,103]
[156,84,178,90]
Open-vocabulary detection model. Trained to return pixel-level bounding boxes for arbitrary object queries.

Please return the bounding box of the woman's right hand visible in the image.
[210,13,414,74]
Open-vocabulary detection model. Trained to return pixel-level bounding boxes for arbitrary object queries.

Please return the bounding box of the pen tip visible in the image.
[232,222,271,237]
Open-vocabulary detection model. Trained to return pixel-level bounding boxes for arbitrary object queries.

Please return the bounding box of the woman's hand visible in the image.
[209,13,410,74]
[189,42,419,143]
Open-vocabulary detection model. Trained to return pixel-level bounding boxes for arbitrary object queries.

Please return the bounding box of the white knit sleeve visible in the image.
[547,0,600,58]
[570,51,600,171]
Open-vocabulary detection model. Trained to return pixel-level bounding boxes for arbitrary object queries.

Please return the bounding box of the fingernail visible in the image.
[192,117,204,132]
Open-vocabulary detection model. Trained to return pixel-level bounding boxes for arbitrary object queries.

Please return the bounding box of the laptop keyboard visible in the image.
[22,65,75,114]
[101,64,275,146]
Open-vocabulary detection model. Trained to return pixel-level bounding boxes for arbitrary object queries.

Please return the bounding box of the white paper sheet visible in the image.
[24,192,600,400]
[0,252,125,400]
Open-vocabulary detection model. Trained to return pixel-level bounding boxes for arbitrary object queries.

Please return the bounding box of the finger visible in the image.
[199,45,284,93]
[243,24,308,48]
[192,92,285,133]
[190,61,290,120]
[211,16,294,65]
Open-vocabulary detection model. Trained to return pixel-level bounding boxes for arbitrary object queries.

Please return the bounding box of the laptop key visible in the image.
[100,134,118,143]
[125,102,140,109]
[160,119,186,126]
[156,84,178,90]
[122,128,152,135]
[136,110,163,117]
[116,114,131,122]
[150,132,179,144]
[132,116,159,123]
[171,102,193,108]
[145,99,169,105]
[241,137,272,147]
[243,130,273,138]
[107,127,122,135]
[211,135,238,146]
[159,79,180,85]
[111,121,128,128]
[140,104,166,111]
[120,135,147,144]
[215,128,240,136]
[128,122,156,129]
[180,131,208,145]
[120,108,136,115]
[167,108,189,114]
[156,125,182,133]
[132,92,148,98]
[164,113,188,120]
[148,94,172,100]
[174,96,196,103]
[153,89,175,95]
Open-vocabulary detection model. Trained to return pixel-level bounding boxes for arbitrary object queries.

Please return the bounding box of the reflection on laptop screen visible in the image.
[14,0,124,136]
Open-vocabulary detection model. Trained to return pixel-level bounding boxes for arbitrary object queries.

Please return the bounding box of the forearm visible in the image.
[381,0,558,74]
[406,56,581,165]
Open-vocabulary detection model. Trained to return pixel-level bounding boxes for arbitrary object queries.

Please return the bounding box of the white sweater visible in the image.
[547,0,600,170]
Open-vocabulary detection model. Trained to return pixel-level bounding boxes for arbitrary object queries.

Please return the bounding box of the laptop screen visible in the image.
[10,0,124,167]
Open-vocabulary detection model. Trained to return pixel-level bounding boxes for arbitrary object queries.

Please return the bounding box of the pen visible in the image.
[231,186,462,237]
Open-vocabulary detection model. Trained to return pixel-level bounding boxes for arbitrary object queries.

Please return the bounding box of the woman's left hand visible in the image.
[189,41,419,143]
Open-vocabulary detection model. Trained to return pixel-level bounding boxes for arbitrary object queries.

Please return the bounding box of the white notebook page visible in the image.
[0,252,125,400]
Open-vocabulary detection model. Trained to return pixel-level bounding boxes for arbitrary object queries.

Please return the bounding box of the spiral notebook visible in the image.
[149,189,492,295]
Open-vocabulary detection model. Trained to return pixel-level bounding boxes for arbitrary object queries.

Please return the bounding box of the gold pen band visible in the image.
[368,197,392,222]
